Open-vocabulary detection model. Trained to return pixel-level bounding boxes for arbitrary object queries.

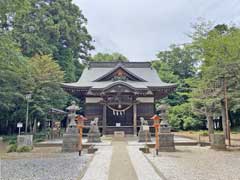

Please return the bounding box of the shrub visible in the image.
[8,139,17,145]
[16,146,32,152]
[34,138,45,143]
[33,132,46,143]
[199,131,208,136]
[7,144,17,153]
[3,135,17,143]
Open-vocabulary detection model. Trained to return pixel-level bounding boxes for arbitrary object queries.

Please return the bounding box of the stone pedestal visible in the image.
[17,135,33,147]
[210,134,226,150]
[138,130,151,142]
[87,119,101,143]
[87,132,101,143]
[62,126,79,152]
[62,101,81,152]
[158,125,175,152]
[157,104,175,152]
[159,133,175,152]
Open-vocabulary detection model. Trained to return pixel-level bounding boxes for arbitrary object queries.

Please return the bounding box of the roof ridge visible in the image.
[89,61,151,68]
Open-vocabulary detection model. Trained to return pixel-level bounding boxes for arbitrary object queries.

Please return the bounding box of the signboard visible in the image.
[17,122,23,128]
[143,125,149,131]
[116,123,121,127]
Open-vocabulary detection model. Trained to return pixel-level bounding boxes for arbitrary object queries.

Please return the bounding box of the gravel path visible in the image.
[1,153,92,180]
[127,146,162,180]
[81,146,112,180]
[108,139,138,180]
[146,146,240,180]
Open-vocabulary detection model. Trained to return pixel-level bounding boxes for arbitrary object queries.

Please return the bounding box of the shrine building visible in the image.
[62,61,176,135]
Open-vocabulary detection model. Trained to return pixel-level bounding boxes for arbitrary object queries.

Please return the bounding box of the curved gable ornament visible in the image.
[103,81,137,93]
[93,64,147,82]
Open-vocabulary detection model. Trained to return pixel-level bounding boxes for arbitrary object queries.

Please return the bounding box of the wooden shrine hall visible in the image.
[62,61,176,135]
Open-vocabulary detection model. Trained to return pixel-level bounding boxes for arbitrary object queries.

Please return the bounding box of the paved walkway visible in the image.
[128,146,162,180]
[81,146,112,180]
[108,138,138,180]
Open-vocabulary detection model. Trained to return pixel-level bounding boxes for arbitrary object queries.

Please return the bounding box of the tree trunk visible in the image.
[207,115,214,142]
[221,101,227,139]
[33,118,37,134]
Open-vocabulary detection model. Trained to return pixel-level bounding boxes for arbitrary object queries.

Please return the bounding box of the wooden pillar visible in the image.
[133,103,137,136]
[102,104,107,135]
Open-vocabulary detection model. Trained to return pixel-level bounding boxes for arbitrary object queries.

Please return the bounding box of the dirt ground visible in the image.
[1,146,63,160]
[0,141,7,157]
[174,131,240,146]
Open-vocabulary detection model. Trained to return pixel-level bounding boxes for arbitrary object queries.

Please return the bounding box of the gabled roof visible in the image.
[62,61,177,91]
[93,63,147,82]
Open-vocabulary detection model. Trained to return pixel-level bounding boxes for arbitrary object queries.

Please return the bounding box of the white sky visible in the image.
[73,0,240,61]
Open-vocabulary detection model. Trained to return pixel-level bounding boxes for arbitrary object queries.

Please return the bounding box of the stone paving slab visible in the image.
[108,141,138,180]
[81,146,112,180]
[128,136,197,146]
[127,146,162,180]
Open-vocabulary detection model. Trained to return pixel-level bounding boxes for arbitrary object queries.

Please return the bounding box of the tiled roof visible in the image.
[62,61,176,90]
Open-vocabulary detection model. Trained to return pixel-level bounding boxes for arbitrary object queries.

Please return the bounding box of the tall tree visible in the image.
[152,44,199,106]
[191,22,240,135]
[11,0,94,81]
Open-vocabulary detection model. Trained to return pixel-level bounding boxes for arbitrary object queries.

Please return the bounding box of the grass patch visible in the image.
[7,144,17,153]
[16,146,33,152]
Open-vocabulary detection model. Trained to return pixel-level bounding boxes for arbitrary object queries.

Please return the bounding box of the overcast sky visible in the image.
[73,0,240,61]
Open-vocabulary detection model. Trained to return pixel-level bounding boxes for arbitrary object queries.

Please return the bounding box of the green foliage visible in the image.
[168,103,203,130]
[0,0,93,134]
[7,144,17,153]
[199,131,209,136]
[6,0,94,81]
[16,146,32,152]
[2,135,17,143]
[152,44,199,106]
[33,131,46,143]
[91,52,128,62]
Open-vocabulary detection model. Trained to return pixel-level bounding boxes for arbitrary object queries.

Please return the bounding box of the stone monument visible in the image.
[210,134,226,150]
[87,117,101,143]
[138,117,151,142]
[158,104,175,152]
[17,135,33,147]
[62,101,80,152]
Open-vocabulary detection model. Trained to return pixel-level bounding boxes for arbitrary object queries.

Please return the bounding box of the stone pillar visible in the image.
[133,103,137,136]
[102,104,107,135]
[210,134,226,150]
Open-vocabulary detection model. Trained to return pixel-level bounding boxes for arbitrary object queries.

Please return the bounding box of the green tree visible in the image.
[26,55,68,132]
[0,34,29,133]
[11,0,94,81]
[152,44,199,106]
[191,23,240,136]
[91,52,128,62]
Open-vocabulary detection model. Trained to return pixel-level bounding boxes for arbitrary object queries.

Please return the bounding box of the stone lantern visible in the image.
[157,104,171,133]
[156,104,175,152]
[62,101,80,152]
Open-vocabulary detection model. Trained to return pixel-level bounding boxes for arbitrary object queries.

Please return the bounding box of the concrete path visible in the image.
[81,146,112,180]
[128,146,162,180]
[108,137,138,180]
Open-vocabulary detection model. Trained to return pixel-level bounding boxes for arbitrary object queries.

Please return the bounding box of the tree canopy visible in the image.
[91,52,128,62]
